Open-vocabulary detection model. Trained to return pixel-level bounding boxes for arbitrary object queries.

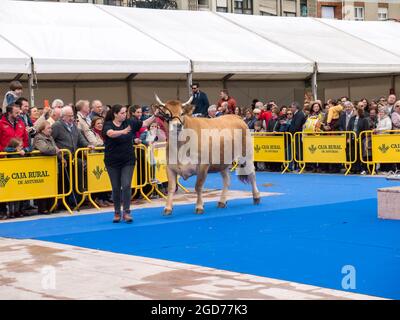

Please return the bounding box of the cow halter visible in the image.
[154,94,193,126]
[153,104,183,125]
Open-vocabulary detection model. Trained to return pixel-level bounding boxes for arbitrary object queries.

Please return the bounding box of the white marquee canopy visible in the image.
[0,0,400,82]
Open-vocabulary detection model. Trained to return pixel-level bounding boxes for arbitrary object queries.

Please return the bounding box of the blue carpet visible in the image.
[1,173,399,299]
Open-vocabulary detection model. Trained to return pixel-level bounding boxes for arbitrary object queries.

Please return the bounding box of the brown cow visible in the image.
[154,94,260,215]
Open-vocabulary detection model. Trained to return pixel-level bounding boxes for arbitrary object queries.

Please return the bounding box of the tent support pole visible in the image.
[391,75,396,95]
[28,58,35,107]
[186,73,193,97]
[222,73,234,90]
[73,84,77,105]
[312,65,318,101]
[348,80,351,100]
[127,81,132,105]
[126,73,137,105]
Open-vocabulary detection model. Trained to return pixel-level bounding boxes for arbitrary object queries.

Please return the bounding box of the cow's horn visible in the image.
[182,96,194,107]
[154,93,165,106]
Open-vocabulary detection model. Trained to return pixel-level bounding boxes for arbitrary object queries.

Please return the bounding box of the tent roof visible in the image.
[99,6,314,75]
[0,36,30,74]
[318,19,400,58]
[0,0,190,74]
[1,0,400,79]
[219,14,400,74]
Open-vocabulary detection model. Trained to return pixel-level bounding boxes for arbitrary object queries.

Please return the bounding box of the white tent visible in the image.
[98,6,314,79]
[318,19,400,58]
[0,0,400,106]
[0,0,190,78]
[219,13,400,75]
[0,36,30,78]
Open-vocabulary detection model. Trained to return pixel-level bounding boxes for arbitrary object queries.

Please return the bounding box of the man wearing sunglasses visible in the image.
[191,83,210,117]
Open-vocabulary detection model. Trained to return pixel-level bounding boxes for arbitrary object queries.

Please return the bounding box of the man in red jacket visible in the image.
[217,89,236,114]
[0,103,29,153]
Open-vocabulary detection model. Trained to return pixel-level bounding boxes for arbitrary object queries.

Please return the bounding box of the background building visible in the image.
[314,1,400,20]
[19,0,400,20]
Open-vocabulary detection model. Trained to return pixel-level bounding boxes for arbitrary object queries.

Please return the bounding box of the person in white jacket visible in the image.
[374,108,392,134]
[391,101,400,131]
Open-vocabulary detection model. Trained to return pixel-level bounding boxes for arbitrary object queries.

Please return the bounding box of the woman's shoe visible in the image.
[113,212,122,223]
[123,211,133,223]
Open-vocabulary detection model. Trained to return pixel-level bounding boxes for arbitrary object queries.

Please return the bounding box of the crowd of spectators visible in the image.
[1,80,399,219]
[191,84,400,175]
[0,81,166,220]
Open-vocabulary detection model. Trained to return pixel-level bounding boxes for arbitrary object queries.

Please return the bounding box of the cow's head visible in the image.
[154,94,193,131]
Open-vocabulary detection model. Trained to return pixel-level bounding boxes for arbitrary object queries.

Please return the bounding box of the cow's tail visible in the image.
[238,173,251,184]
[236,160,255,184]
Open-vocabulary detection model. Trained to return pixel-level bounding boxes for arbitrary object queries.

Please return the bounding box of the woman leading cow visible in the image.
[102,104,157,223]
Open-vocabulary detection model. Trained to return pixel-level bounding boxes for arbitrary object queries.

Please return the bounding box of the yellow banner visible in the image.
[303,135,347,163]
[372,134,400,163]
[87,153,112,193]
[253,135,286,162]
[152,145,168,183]
[86,151,146,192]
[0,156,58,202]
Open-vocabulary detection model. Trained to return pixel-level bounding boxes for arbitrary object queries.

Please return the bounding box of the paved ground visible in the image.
[0,188,385,300]
[0,238,383,300]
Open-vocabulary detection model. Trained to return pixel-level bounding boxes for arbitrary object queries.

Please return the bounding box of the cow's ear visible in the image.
[183,104,194,116]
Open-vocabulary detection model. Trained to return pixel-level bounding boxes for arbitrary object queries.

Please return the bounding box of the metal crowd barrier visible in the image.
[74,145,151,210]
[0,149,73,214]
[252,132,293,173]
[4,130,398,213]
[293,131,357,175]
[359,129,400,175]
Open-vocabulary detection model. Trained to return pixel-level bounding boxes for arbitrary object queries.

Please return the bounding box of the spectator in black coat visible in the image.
[348,106,370,174]
[191,83,210,117]
[289,102,306,169]
[289,102,306,135]
[338,101,355,131]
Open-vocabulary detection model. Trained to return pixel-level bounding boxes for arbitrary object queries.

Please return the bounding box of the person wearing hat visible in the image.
[252,108,265,129]
[141,106,152,121]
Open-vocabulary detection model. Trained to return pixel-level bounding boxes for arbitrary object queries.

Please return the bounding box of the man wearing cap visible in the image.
[141,106,152,121]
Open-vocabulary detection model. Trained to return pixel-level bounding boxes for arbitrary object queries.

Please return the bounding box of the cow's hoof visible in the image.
[217,202,227,208]
[195,208,204,215]
[163,208,173,216]
[253,198,261,205]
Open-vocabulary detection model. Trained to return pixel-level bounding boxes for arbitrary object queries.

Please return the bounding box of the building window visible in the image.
[261,11,277,16]
[321,6,335,19]
[284,11,296,17]
[234,0,253,15]
[216,0,228,12]
[378,7,388,21]
[354,7,364,21]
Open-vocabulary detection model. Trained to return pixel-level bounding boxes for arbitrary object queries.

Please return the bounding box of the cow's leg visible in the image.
[195,166,208,214]
[248,171,261,205]
[217,167,230,208]
[164,167,177,216]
